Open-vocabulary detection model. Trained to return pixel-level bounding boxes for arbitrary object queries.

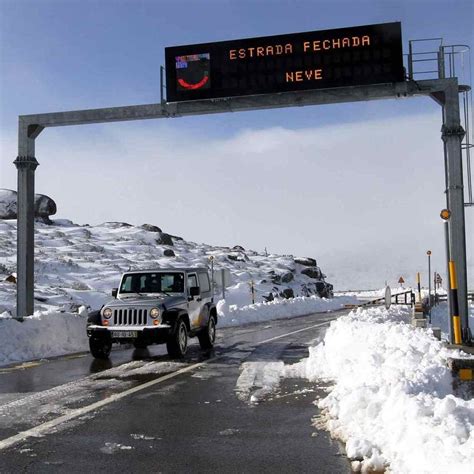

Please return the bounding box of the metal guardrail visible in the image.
[345,290,416,309]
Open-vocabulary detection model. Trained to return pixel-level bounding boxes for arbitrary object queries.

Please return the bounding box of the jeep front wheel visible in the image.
[89,336,112,359]
[166,319,188,358]
[198,315,216,350]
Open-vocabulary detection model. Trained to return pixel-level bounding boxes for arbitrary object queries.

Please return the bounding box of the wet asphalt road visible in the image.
[0,310,351,473]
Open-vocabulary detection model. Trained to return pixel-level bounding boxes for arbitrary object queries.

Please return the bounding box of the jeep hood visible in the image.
[104,294,187,309]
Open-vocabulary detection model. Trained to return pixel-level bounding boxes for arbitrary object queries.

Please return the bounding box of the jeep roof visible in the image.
[123,267,209,274]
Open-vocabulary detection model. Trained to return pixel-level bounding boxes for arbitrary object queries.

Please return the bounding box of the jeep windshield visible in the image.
[119,272,185,295]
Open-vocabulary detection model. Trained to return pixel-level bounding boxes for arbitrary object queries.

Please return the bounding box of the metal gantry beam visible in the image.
[15,79,470,340]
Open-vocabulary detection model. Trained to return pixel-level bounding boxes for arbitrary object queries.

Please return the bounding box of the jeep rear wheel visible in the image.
[89,336,112,359]
[166,319,188,358]
[198,315,216,350]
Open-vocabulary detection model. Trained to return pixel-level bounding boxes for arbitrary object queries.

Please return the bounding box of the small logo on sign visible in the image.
[175,53,211,91]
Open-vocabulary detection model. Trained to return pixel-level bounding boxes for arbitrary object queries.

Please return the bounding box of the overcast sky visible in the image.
[1,0,473,289]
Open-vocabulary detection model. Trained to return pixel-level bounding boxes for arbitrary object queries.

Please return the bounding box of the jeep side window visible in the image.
[187,274,198,294]
[198,273,210,293]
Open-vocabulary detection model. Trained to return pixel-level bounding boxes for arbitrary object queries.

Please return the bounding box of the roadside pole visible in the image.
[427,250,432,323]
[448,260,462,344]
[441,210,454,343]
[416,272,422,303]
[221,269,226,300]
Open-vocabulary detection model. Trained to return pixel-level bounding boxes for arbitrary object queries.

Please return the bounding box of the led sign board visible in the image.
[165,22,404,103]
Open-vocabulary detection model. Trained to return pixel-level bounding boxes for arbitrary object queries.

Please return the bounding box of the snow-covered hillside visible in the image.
[0,216,358,365]
[0,218,335,318]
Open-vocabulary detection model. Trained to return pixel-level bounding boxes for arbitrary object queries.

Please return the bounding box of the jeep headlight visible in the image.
[103,308,112,319]
[150,308,160,319]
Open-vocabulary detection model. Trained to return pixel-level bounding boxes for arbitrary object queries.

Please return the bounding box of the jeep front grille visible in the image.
[113,308,148,326]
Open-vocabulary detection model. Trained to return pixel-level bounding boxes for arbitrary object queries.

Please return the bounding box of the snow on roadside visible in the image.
[280,306,474,473]
[0,309,89,366]
[0,293,354,367]
[217,293,357,327]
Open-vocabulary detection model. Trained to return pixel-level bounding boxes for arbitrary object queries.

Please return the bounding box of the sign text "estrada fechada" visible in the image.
[228,34,372,83]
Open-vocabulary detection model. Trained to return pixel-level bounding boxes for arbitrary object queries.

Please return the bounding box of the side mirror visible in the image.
[190,286,200,298]
[111,288,118,298]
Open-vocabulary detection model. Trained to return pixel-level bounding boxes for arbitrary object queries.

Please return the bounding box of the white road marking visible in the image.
[256,319,333,345]
[0,317,336,451]
[0,359,217,451]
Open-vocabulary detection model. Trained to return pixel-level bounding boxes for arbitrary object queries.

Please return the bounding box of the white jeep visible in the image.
[87,268,217,359]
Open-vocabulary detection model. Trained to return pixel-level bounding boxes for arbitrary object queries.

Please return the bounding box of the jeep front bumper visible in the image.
[87,324,172,344]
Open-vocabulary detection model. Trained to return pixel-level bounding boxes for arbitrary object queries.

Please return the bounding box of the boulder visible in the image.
[4,274,16,284]
[295,257,317,267]
[0,189,16,219]
[232,245,245,251]
[227,253,245,262]
[163,249,175,257]
[301,267,321,279]
[280,288,294,299]
[157,233,173,246]
[35,193,56,218]
[141,224,162,233]
[281,272,294,283]
[0,189,57,220]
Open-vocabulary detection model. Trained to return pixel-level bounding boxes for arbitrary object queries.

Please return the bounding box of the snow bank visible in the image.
[217,293,357,327]
[0,309,89,365]
[0,293,353,366]
[285,306,474,473]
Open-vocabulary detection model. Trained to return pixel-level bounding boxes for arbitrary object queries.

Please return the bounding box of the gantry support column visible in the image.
[441,80,469,340]
[14,120,41,320]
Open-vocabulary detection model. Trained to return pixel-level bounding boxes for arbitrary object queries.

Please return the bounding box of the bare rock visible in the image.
[141,224,162,233]
[0,189,57,220]
[35,193,57,218]
[280,288,294,299]
[281,272,294,283]
[295,257,317,267]
[4,274,16,284]
[157,233,173,246]
[163,249,175,257]
[301,267,322,279]
[103,221,133,228]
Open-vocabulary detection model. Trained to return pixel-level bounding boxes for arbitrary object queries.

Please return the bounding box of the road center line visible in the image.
[257,319,333,345]
[0,317,336,451]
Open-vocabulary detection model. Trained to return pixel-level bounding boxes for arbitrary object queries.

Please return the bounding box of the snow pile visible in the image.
[217,291,356,327]
[285,306,474,473]
[0,309,89,365]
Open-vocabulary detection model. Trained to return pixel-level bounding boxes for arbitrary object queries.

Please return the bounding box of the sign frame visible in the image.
[165,21,404,102]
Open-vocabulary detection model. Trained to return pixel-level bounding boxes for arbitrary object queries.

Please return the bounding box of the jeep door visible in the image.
[187,273,201,329]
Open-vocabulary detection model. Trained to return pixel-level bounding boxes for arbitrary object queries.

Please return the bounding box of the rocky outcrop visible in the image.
[163,249,175,257]
[35,194,57,218]
[0,189,57,221]
[280,288,294,299]
[295,257,317,267]
[157,233,173,246]
[301,267,322,279]
[141,224,162,233]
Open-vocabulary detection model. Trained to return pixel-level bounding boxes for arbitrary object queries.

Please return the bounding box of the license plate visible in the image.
[111,331,138,338]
